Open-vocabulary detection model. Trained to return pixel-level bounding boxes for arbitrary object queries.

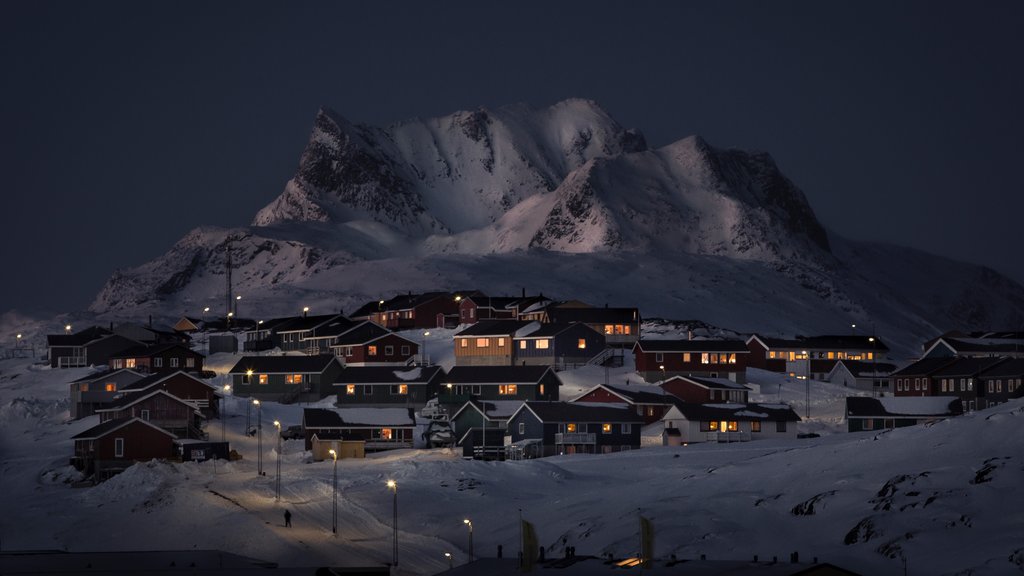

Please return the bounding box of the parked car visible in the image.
[280,425,304,440]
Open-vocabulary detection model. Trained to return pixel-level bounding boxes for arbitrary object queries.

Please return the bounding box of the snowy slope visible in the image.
[2,356,1023,576]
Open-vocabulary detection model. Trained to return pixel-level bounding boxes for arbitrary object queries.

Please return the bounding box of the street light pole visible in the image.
[445,552,453,570]
[803,350,810,419]
[422,331,430,365]
[253,399,262,476]
[274,420,282,501]
[329,449,338,535]
[222,385,231,442]
[387,480,398,566]
[463,518,474,563]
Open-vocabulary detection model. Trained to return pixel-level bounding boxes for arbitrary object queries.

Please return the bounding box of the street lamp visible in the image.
[387,479,398,566]
[64,324,72,334]
[422,331,431,365]
[302,306,310,318]
[235,295,242,317]
[221,384,231,442]
[274,420,282,501]
[659,365,666,382]
[253,399,262,476]
[329,449,338,534]
[445,552,453,570]
[463,518,474,563]
[16,333,22,348]
[802,350,810,419]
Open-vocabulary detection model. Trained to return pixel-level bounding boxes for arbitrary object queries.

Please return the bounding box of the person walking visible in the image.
[284,509,292,528]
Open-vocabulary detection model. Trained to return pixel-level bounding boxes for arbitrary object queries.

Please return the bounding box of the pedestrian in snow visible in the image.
[284,509,292,527]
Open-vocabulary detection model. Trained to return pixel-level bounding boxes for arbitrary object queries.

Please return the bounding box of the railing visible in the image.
[57,356,87,368]
[706,431,750,443]
[365,439,414,450]
[587,348,616,366]
[555,432,596,445]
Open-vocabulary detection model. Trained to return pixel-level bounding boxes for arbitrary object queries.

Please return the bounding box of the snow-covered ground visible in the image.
[2,352,1022,576]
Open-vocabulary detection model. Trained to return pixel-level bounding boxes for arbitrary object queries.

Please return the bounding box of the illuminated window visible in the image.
[601,423,612,433]
[539,384,545,395]
[80,383,89,392]
[577,339,586,349]
[460,339,468,348]
[604,325,614,335]
[751,421,761,433]
[385,345,394,356]
[827,351,835,360]
[380,428,393,440]
[701,353,710,364]
[259,374,268,385]
[126,359,136,368]
[368,345,378,356]
[104,383,116,392]
[709,421,719,431]
[519,340,527,349]
[346,384,356,395]
[615,325,624,335]
[623,325,631,335]
[536,339,550,350]
[566,423,577,433]
[476,338,489,348]
[727,421,738,431]
[729,354,737,364]
[768,351,776,359]
[391,384,408,395]
[498,384,518,395]
[286,374,304,384]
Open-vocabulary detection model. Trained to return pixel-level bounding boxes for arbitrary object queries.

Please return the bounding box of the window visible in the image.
[728,353,737,364]
[601,423,612,434]
[776,421,787,433]
[368,345,378,356]
[751,421,761,433]
[380,428,393,440]
[604,325,614,335]
[622,423,632,434]
[727,421,738,431]
[186,358,195,368]
[242,373,252,385]
[391,384,409,395]
[169,357,178,368]
[385,345,394,356]
[519,340,527,349]
[518,422,525,434]
[683,353,691,362]
[988,381,994,393]
[914,378,920,391]
[867,352,874,360]
[476,338,489,348]
[701,353,710,364]
[104,383,116,392]
[623,325,631,335]
[655,352,663,362]
[285,374,303,384]
[709,421,719,431]
[497,338,505,347]
[996,380,1002,393]
[401,345,410,356]
[539,384,545,396]
[460,339,468,348]
[536,339,550,350]
[363,385,373,395]
[967,379,973,391]
[498,384,517,395]
[140,409,150,421]
[112,359,123,369]
[154,357,163,368]
[578,339,586,350]
[960,378,966,392]
[346,384,356,395]
[259,374,268,385]
[114,438,124,458]
[126,359,136,368]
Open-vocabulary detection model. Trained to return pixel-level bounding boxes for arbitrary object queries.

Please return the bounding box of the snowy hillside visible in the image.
[2,355,1022,576]
[87,100,1024,353]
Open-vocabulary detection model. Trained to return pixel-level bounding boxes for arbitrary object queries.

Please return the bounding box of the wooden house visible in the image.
[746,334,889,380]
[659,375,751,404]
[633,339,749,383]
[241,316,298,353]
[228,355,344,402]
[115,370,221,418]
[457,295,519,325]
[328,322,418,366]
[302,407,416,454]
[46,326,140,369]
[546,306,641,348]
[929,356,1008,412]
[891,357,958,397]
[273,314,348,354]
[450,399,522,459]
[71,417,177,480]
[570,383,675,424]
[68,368,146,420]
[95,389,204,439]
[351,292,460,330]
[108,343,205,374]
[921,335,1024,360]
[505,401,643,458]
[334,365,444,408]
[512,322,606,368]
[453,320,533,366]
[659,402,801,444]
[826,359,898,394]
[977,357,1024,408]
[845,396,963,432]
[441,365,561,406]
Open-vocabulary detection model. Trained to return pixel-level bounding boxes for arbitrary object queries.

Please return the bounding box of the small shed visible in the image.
[311,433,366,461]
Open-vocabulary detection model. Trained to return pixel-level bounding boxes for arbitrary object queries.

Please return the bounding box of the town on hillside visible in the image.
[21,289,1024,484]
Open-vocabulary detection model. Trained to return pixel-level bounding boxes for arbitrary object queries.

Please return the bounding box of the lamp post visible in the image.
[387,479,398,566]
[445,552,453,570]
[227,311,234,329]
[235,295,242,317]
[245,370,253,431]
[253,399,262,476]
[422,331,430,365]
[659,364,666,382]
[463,518,474,563]
[221,384,231,442]
[802,350,810,419]
[328,449,338,534]
[64,324,72,334]
[302,306,310,318]
[274,420,282,501]
[869,336,878,396]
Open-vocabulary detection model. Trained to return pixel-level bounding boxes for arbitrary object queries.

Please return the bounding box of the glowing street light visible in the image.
[463,518,474,562]
[328,449,338,534]
[64,324,72,334]
[274,420,282,501]
[445,552,453,569]
[659,365,666,381]
[387,480,398,566]
[302,306,310,318]
[16,333,22,348]
[221,384,231,442]
[253,399,262,476]
[422,331,431,365]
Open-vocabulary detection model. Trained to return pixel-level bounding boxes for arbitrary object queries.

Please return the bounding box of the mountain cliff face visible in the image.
[90,100,1024,350]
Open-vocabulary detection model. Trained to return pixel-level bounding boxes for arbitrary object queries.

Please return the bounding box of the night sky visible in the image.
[3,1,1022,315]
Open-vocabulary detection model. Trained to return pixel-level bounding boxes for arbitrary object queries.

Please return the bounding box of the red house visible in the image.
[117,370,221,418]
[660,375,750,404]
[571,383,675,424]
[71,417,177,480]
[351,292,461,329]
[458,295,520,325]
[108,343,205,374]
[329,322,419,366]
[96,389,205,439]
[633,339,749,383]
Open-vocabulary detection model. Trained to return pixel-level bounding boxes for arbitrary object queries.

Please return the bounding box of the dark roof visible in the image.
[889,357,958,377]
[634,339,749,353]
[589,383,672,404]
[519,401,643,423]
[306,317,361,339]
[96,388,199,412]
[275,314,346,333]
[72,417,177,440]
[242,316,297,333]
[303,407,415,428]
[663,375,749,390]
[70,368,142,383]
[445,365,554,384]
[547,307,640,324]
[333,365,444,384]
[46,326,113,347]
[936,337,1024,354]
[845,396,963,418]
[303,408,343,428]
[751,334,889,352]
[118,370,214,392]
[465,295,522,310]
[228,355,340,374]
[516,322,596,338]
[109,343,203,359]
[351,292,454,317]
[455,320,534,337]
[669,401,802,422]
[833,359,899,377]
[931,356,1008,378]
[978,358,1024,378]
[330,322,397,346]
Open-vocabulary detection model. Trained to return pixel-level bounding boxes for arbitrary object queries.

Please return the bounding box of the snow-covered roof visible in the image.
[846,396,963,418]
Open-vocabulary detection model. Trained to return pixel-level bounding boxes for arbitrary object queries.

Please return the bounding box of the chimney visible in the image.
[688,329,693,341]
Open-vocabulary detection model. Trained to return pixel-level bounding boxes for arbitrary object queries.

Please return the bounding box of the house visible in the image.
[659,375,751,404]
[334,365,444,408]
[929,356,1008,412]
[71,417,177,480]
[977,358,1024,408]
[920,334,1024,360]
[273,314,348,353]
[302,407,416,454]
[826,359,898,394]
[297,315,362,355]
[239,316,297,352]
[108,343,205,374]
[570,383,675,424]
[46,326,140,368]
[68,368,146,419]
[112,323,190,346]
[450,399,522,459]
[115,370,221,418]
[228,355,345,402]
[546,306,641,348]
[890,357,958,397]
[512,294,556,322]
[328,322,419,366]
[633,339,749,383]
[505,401,643,457]
[453,320,533,366]
[95,389,205,438]
[845,396,963,432]
[351,292,461,329]
[659,401,801,444]
[512,322,606,368]
[746,334,889,380]
[442,365,561,406]
[457,295,520,325]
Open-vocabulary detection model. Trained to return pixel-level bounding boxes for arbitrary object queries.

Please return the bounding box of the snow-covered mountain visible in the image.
[89,100,1024,354]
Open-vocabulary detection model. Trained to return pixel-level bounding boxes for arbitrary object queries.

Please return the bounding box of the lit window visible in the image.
[727,421,738,431]
[728,354,737,364]
[827,351,835,360]
[615,325,625,335]
[498,384,518,395]
[566,423,577,433]
[80,383,89,392]
[186,358,195,368]
[539,384,545,395]
[604,325,614,335]
[683,353,691,362]
[476,338,489,348]
[623,326,631,335]
[519,340,527,349]
[380,428,393,440]
[601,423,612,434]
[867,352,874,360]
[497,338,505,347]
[259,374,268,385]
[104,383,116,392]
[536,339,550,350]
[578,339,586,349]
[751,421,761,432]
[126,359,136,368]
[346,384,356,395]
[701,353,710,364]
[768,351,776,359]
[460,339,468,348]
[391,384,408,395]
[368,345,378,356]
[709,421,719,431]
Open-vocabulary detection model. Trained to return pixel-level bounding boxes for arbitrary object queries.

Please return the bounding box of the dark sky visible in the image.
[3,1,1022,315]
